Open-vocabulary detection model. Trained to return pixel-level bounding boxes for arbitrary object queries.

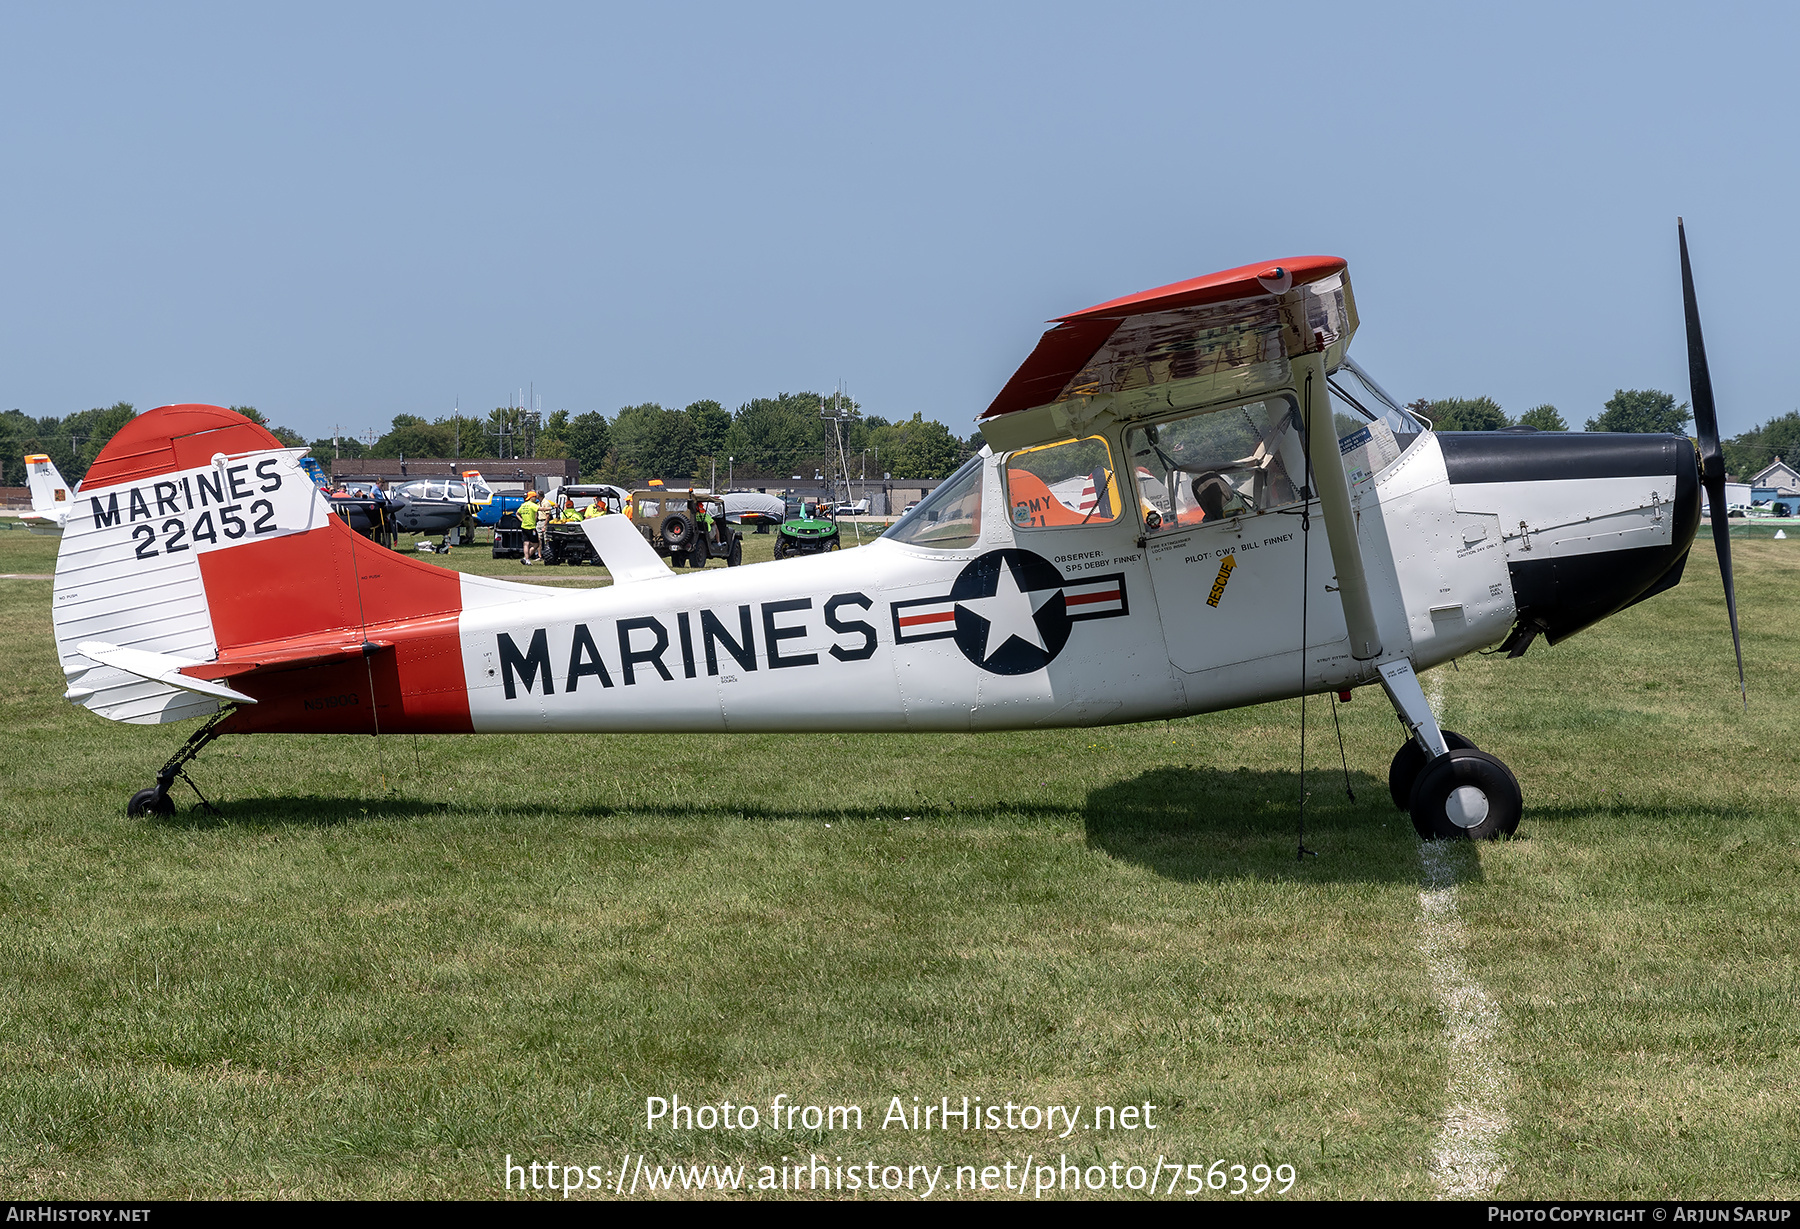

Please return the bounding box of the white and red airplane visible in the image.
[43,229,1741,839]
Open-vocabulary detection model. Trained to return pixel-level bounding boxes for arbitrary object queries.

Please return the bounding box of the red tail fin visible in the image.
[57,405,473,733]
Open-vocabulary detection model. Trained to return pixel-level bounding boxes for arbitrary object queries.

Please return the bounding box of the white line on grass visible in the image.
[1418,672,1512,1198]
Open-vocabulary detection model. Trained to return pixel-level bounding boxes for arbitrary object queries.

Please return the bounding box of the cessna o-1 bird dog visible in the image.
[44,225,1742,840]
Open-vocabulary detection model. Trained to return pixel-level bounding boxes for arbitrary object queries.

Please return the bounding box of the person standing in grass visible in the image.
[519,490,542,564]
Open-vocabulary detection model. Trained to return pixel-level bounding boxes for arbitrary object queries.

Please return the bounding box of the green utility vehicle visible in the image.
[773,498,841,559]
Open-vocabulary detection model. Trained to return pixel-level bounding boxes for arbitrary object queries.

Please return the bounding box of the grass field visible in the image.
[0,520,1796,1199]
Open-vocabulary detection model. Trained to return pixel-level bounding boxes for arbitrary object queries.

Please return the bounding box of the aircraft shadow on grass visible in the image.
[1082,765,1443,885]
[145,793,1086,832]
[146,794,457,830]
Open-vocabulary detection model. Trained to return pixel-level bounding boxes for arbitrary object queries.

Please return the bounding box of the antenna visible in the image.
[819,382,863,541]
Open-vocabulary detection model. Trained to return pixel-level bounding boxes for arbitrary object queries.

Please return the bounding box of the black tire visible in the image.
[1388,729,1476,811]
[1409,748,1521,841]
[727,539,743,567]
[127,787,174,818]
[660,511,698,550]
[773,534,793,560]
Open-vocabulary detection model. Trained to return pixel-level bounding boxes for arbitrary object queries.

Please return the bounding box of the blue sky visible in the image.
[3,1,1794,442]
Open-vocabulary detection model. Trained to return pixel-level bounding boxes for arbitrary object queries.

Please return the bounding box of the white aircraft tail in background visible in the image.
[23,454,75,528]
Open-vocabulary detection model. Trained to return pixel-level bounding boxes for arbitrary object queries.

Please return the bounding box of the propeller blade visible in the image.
[1679,217,1747,710]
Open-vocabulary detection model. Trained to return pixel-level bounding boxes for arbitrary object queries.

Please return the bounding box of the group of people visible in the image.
[517,489,612,565]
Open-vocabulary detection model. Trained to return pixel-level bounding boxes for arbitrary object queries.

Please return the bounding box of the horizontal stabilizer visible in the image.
[580,514,674,583]
[183,638,394,681]
[73,641,258,705]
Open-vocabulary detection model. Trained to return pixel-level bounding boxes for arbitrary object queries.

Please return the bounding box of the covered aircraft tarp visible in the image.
[722,492,786,523]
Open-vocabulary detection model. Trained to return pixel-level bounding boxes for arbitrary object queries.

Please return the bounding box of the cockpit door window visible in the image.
[1125,394,1305,535]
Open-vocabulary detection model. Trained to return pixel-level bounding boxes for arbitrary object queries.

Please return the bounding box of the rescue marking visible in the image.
[1206,555,1237,607]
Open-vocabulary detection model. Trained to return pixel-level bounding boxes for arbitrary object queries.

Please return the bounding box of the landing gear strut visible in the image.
[1388,729,1475,811]
[1377,658,1521,841]
[126,709,231,818]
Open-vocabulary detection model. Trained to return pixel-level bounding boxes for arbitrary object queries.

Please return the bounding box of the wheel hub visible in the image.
[1445,785,1491,828]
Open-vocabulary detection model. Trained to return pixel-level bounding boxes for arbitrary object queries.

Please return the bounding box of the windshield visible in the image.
[1330,358,1423,448]
[885,455,984,550]
[1328,359,1425,493]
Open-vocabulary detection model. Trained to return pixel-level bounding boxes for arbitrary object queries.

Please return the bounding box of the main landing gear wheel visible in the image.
[1409,748,1521,841]
[1388,729,1476,811]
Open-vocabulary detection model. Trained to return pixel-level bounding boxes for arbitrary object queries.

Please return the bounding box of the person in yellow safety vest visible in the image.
[518,491,542,564]
[583,499,603,518]
[697,502,714,542]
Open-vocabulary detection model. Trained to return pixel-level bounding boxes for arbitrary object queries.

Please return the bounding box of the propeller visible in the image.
[1678,217,1747,711]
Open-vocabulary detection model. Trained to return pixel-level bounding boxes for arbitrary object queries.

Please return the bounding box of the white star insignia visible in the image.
[957,561,1056,661]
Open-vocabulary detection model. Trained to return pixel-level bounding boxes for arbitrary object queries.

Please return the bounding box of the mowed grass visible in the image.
[0,520,1795,1199]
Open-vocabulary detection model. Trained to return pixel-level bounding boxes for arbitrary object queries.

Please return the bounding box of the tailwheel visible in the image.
[125,709,231,818]
[127,787,175,818]
[1388,729,1476,811]
[1408,748,1521,841]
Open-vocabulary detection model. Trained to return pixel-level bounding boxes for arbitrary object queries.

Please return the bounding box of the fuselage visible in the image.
[61,421,1683,739]
[424,428,1693,735]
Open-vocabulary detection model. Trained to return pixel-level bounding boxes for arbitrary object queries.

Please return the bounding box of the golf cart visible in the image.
[631,488,743,568]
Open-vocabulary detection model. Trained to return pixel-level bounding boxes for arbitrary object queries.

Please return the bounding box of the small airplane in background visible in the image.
[38,223,1743,841]
[21,454,75,529]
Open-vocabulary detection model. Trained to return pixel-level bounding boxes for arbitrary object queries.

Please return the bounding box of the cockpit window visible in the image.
[885,454,984,550]
[1005,435,1120,529]
[1126,395,1305,535]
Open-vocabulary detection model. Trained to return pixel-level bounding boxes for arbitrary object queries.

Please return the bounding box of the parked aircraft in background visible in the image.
[22,454,75,528]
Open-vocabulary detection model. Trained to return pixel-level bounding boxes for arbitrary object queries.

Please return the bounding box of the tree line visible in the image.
[12,385,1800,490]
[1412,387,1800,477]
[312,391,976,485]
[1408,388,1694,434]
